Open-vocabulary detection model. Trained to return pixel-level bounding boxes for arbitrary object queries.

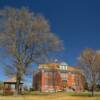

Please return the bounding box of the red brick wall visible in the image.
[33,70,83,92]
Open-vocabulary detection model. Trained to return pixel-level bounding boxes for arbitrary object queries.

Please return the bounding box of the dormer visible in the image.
[59,62,68,70]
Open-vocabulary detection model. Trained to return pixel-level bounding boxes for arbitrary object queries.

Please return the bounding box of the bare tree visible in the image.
[95,51,100,84]
[78,48,100,96]
[0,7,63,94]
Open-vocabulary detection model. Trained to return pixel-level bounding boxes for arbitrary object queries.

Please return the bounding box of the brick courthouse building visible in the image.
[33,62,84,92]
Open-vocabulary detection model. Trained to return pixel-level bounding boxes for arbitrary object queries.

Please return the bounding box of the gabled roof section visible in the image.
[4,77,23,84]
[5,77,16,83]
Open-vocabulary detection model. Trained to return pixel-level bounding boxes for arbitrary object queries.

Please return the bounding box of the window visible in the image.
[61,73,67,80]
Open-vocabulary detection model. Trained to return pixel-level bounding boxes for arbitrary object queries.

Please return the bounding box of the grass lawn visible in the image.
[0,92,100,100]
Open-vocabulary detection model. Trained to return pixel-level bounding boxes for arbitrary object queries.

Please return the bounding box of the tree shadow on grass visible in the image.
[71,92,100,97]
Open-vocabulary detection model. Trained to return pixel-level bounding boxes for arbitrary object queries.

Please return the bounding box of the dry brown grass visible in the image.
[0,92,100,100]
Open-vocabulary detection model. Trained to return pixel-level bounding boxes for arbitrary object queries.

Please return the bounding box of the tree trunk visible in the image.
[16,74,21,95]
[91,84,95,96]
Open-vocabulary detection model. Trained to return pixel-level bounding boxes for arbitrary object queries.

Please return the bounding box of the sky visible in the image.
[0,0,100,81]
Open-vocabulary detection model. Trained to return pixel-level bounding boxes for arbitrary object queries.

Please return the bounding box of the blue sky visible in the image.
[0,0,100,81]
